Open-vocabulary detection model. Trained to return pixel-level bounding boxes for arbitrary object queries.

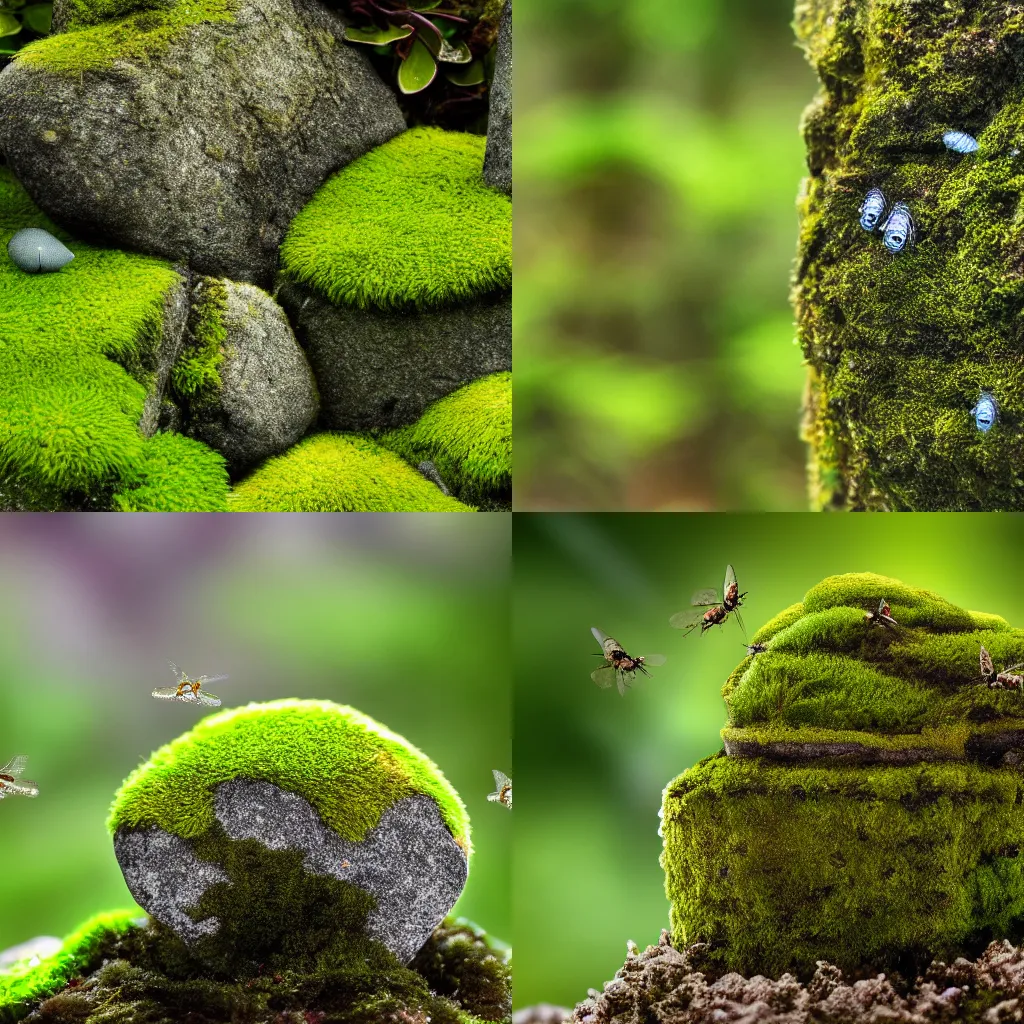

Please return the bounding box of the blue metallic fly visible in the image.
[881,202,915,253]
[859,188,887,231]
[943,131,979,154]
[971,392,998,433]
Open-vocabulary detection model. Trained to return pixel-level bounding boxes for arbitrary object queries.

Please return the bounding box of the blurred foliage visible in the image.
[517,0,818,509]
[512,512,1024,1008]
[0,0,50,65]
[0,518,509,957]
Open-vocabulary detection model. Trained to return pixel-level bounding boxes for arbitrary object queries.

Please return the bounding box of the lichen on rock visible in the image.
[793,0,1024,510]
[662,573,1024,978]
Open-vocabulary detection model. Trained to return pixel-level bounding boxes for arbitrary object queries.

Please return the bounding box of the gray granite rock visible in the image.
[214,780,467,963]
[114,828,229,943]
[277,279,512,430]
[139,269,191,438]
[0,0,406,287]
[185,280,318,475]
[484,0,512,196]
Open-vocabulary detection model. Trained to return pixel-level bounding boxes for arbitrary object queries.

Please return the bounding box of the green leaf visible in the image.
[444,58,484,86]
[0,11,21,36]
[420,28,471,63]
[397,37,437,94]
[20,3,50,34]
[343,22,413,45]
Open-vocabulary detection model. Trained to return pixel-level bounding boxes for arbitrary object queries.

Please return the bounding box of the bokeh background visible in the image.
[513,513,1024,1009]
[517,0,819,509]
[0,515,510,954]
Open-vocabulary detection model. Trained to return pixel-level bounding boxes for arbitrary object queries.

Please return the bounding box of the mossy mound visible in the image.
[0,914,510,1024]
[722,572,1024,752]
[170,277,227,412]
[379,372,511,506]
[0,168,232,510]
[279,127,512,312]
[662,573,1024,977]
[793,0,1024,510]
[228,433,477,511]
[110,699,470,853]
[18,0,236,71]
[662,753,1024,978]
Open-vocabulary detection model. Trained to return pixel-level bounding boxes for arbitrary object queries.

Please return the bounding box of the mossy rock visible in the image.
[111,700,471,971]
[379,372,511,508]
[0,912,511,1023]
[793,0,1024,510]
[0,167,231,511]
[228,433,477,511]
[662,573,1024,977]
[276,128,512,431]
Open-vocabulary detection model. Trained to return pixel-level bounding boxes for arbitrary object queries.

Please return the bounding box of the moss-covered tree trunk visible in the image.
[793,0,1024,511]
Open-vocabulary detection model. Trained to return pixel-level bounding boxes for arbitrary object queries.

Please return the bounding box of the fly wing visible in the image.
[691,588,720,607]
[168,661,184,680]
[151,687,182,700]
[670,607,707,630]
[591,666,616,689]
[616,670,632,697]
[644,654,667,667]
[0,756,28,778]
[196,692,222,707]
[980,646,995,677]
[196,675,229,686]
[492,769,511,790]
[591,626,610,649]
[725,564,737,593]
[3,780,38,798]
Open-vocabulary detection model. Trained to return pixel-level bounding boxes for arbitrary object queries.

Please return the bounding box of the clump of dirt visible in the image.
[569,930,1024,1023]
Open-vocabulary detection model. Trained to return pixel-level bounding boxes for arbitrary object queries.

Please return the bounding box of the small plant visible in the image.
[0,0,50,66]
[342,0,486,95]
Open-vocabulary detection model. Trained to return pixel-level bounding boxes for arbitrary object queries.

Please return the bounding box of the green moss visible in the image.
[793,0,1024,509]
[0,910,142,1023]
[662,752,1024,977]
[14,0,236,72]
[1,914,507,1023]
[726,573,1024,733]
[379,372,511,504]
[170,277,227,411]
[0,168,185,498]
[110,431,229,511]
[108,699,471,856]
[280,127,512,312]
[228,433,478,512]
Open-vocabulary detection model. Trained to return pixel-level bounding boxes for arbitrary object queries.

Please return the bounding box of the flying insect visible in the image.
[590,627,665,696]
[487,770,512,810]
[670,564,748,637]
[152,662,228,707]
[0,756,38,800]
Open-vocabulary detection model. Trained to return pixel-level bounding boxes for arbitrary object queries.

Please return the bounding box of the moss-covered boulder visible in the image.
[277,127,512,431]
[0,0,405,286]
[380,371,511,509]
[0,910,511,1023]
[661,573,1024,978]
[228,432,477,510]
[174,278,319,477]
[793,0,1024,510]
[111,700,471,971]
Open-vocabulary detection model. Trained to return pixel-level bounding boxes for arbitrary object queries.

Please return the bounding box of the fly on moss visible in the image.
[943,131,979,154]
[590,627,665,696]
[670,564,748,637]
[864,598,898,629]
[980,645,1024,690]
[152,662,227,707]
[971,392,998,432]
[859,188,887,231]
[881,203,915,253]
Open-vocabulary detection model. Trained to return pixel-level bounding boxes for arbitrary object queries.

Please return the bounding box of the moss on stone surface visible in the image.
[662,752,1024,978]
[109,699,471,855]
[110,431,229,511]
[15,0,236,72]
[228,433,477,511]
[725,573,1024,735]
[379,372,511,505]
[170,277,227,412]
[279,127,512,312]
[0,167,186,499]
[1,914,508,1023]
[793,0,1024,510]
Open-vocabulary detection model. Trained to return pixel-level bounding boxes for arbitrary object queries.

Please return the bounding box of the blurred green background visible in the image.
[0,516,510,954]
[513,513,1024,1009]
[517,0,819,509]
